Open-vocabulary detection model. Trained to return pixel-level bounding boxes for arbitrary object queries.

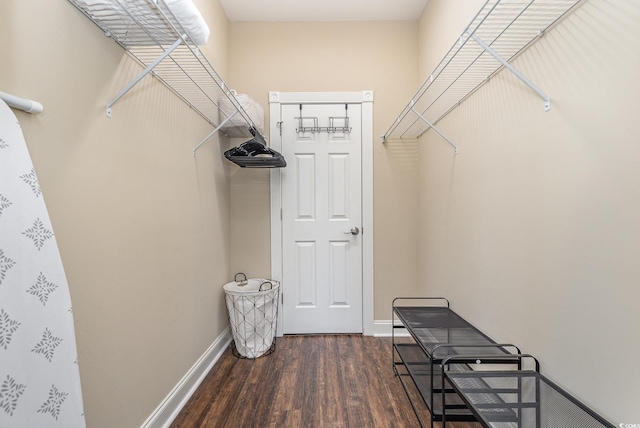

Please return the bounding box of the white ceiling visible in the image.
[219,0,429,22]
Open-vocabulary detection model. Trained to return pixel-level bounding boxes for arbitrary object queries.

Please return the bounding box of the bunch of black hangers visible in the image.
[224,127,286,168]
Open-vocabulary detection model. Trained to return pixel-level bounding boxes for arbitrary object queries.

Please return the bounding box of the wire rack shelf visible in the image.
[68,0,260,153]
[382,0,583,150]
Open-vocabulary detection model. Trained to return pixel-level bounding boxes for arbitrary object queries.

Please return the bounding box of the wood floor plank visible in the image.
[170,335,481,428]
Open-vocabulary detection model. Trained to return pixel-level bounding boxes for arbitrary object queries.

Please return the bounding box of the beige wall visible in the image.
[6,0,634,424]
[1,0,232,426]
[227,21,422,319]
[417,0,640,423]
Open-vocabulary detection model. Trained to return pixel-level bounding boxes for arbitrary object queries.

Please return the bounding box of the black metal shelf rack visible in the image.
[393,298,616,428]
[392,297,519,427]
[441,354,616,428]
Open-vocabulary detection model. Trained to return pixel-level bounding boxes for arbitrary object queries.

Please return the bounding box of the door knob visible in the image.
[344,227,360,236]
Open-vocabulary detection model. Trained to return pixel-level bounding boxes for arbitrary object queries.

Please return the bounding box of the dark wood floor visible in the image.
[171,335,480,428]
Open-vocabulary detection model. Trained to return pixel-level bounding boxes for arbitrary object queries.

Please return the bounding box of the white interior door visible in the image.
[280,103,363,334]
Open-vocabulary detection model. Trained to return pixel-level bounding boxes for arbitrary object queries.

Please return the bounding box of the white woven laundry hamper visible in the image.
[223,274,279,358]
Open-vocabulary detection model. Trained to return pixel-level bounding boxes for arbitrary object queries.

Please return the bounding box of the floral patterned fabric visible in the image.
[0,99,85,426]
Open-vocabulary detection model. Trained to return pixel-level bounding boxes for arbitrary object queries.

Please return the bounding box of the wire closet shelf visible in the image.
[382,0,582,150]
[67,0,260,153]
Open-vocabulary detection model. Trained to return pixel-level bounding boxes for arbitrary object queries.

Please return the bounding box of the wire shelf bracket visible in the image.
[409,102,458,153]
[193,111,238,156]
[106,34,186,118]
[382,0,583,150]
[467,31,551,112]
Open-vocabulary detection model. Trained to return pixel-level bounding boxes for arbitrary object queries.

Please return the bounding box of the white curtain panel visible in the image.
[0,99,85,427]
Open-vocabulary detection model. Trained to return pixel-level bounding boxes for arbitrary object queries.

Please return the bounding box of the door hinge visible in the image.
[277,121,283,137]
[280,208,283,221]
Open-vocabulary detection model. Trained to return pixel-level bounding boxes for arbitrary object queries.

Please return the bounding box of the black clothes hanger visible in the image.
[224,127,286,168]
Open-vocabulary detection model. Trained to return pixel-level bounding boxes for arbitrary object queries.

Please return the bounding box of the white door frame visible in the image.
[269,91,374,336]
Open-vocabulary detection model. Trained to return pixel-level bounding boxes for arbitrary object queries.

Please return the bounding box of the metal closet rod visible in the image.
[0,91,44,114]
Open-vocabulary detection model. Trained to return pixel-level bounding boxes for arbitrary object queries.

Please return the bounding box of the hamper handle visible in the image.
[259,281,275,291]
[234,272,248,285]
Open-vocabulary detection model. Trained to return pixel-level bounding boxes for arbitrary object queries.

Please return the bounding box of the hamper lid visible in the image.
[223,278,280,294]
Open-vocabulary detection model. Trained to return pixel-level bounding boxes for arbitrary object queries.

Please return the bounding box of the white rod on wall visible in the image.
[0,91,44,114]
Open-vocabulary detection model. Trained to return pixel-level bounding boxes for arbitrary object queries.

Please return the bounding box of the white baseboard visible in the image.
[141,328,232,428]
[373,320,410,337]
